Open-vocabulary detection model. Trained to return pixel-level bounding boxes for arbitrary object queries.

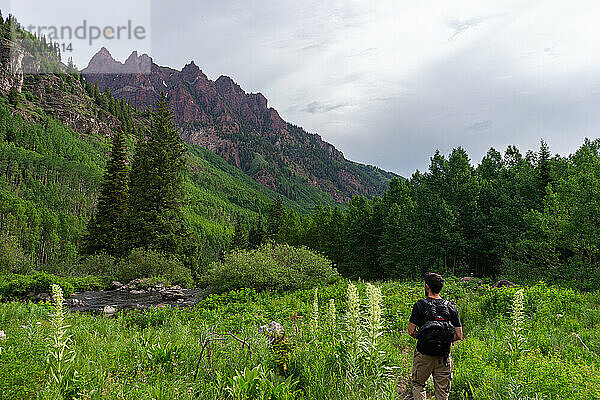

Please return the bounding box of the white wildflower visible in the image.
[311,288,319,336]
[346,282,360,336]
[327,298,337,331]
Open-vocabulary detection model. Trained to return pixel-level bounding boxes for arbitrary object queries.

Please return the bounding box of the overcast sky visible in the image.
[6,1,600,175]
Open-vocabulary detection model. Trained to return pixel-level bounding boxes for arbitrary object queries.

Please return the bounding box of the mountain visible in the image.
[82,48,396,203]
[0,16,308,269]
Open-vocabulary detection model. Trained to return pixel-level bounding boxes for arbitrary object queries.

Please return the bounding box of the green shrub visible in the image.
[77,253,118,277]
[206,242,340,293]
[66,275,111,292]
[8,86,19,106]
[0,272,74,300]
[0,234,33,274]
[116,248,194,288]
[0,273,111,300]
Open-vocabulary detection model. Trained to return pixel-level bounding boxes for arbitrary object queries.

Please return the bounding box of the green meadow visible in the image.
[1,279,599,400]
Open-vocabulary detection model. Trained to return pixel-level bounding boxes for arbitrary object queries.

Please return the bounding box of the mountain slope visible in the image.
[0,15,306,268]
[82,49,397,203]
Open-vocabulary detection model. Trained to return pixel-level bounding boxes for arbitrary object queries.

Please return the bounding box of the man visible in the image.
[407,272,463,400]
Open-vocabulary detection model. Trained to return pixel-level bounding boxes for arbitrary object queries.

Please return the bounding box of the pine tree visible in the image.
[279,208,301,245]
[383,177,410,207]
[248,218,266,248]
[231,219,249,250]
[82,129,129,255]
[379,178,417,278]
[444,147,479,274]
[266,196,284,241]
[126,93,187,254]
[8,86,19,106]
[538,139,552,202]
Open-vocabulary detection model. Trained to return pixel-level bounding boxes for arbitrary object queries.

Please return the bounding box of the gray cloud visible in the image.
[447,17,488,40]
[466,120,493,131]
[113,1,600,175]
[12,0,598,177]
[302,101,350,114]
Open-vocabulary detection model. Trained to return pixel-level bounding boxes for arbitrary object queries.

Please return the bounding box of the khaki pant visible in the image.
[412,349,453,400]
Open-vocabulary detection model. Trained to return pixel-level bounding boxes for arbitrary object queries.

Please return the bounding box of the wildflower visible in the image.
[51,284,65,315]
[511,289,525,334]
[311,288,319,336]
[365,283,383,340]
[364,283,384,365]
[47,284,76,391]
[0,330,6,340]
[327,298,337,331]
[346,282,360,336]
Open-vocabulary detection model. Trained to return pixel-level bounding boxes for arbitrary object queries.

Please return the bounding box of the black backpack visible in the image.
[416,299,455,357]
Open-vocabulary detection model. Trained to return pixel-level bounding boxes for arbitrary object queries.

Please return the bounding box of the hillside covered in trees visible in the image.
[265,140,600,289]
[0,14,317,278]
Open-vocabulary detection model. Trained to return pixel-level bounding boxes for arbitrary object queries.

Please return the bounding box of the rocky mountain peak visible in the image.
[182,61,199,72]
[215,76,269,112]
[84,47,120,74]
[123,51,152,74]
[97,46,113,57]
[124,51,138,64]
[81,47,395,201]
[181,61,208,82]
[250,92,268,109]
[215,75,244,96]
[84,49,152,75]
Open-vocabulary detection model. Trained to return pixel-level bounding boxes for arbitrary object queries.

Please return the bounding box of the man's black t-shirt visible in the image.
[409,298,461,354]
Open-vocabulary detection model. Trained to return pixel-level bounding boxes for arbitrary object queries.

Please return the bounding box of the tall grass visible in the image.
[1,280,599,399]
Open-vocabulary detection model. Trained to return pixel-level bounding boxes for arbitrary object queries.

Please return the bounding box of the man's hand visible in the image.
[453,326,464,342]
[407,322,418,339]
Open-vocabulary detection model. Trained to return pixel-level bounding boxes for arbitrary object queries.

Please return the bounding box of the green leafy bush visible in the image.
[206,242,339,293]
[0,272,74,299]
[0,273,111,300]
[66,275,111,292]
[77,253,118,278]
[0,234,33,274]
[116,248,194,288]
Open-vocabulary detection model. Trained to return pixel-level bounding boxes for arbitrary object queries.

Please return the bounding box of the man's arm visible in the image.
[453,326,463,342]
[408,322,418,339]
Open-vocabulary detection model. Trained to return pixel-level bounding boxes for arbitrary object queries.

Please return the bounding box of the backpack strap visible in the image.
[424,298,438,322]
[425,298,452,322]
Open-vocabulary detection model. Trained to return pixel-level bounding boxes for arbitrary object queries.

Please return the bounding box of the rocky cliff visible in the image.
[82,49,395,202]
[0,38,118,137]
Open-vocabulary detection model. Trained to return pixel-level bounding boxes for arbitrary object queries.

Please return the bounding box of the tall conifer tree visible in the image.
[82,129,129,255]
[126,93,187,254]
[537,140,552,202]
[267,196,284,241]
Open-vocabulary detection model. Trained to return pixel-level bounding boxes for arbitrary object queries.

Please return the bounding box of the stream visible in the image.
[68,289,204,313]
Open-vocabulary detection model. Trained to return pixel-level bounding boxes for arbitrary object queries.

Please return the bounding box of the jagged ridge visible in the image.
[82,48,396,202]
